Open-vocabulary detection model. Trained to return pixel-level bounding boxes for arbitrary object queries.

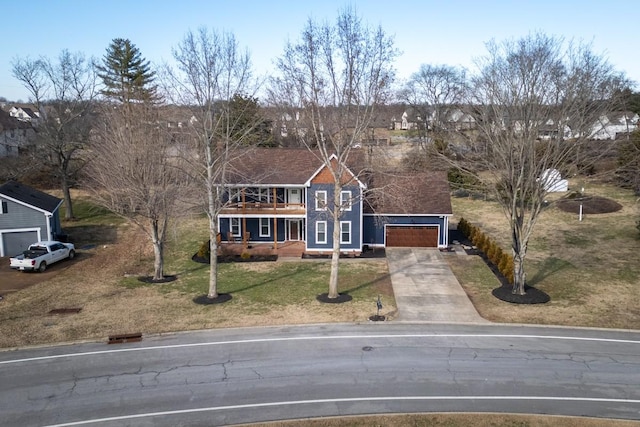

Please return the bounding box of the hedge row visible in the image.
[458,218,514,284]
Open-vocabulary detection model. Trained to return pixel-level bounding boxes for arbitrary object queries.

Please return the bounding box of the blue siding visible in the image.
[219,217,287,242]
[306,183,361,251]
[363,215,447,247]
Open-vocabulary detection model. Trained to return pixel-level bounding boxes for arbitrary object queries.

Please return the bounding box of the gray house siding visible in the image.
[306,183,362,251]
[363,215,448,247]
[0,197,50,256]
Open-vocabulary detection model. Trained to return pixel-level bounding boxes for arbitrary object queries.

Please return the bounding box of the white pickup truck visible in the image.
[9,241,76,272]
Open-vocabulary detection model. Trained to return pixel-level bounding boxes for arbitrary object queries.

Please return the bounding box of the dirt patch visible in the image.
[0,255,81,295]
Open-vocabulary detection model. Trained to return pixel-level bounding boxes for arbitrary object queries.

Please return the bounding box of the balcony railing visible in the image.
[221,201,306,215]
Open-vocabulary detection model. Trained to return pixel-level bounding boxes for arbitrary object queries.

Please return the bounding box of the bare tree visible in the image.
[270,7,397,299]
[400,64,468,142]
[12,50,98,219]
[161,27,259,300]
[456,33,630,296]
[85,103,187,281]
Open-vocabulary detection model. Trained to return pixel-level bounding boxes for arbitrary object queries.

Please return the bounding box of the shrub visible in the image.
[498,252,514,284]
[197,240,210,259]
[240,250,251,260]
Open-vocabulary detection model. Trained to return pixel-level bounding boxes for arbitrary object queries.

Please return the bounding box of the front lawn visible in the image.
[448,179,640,329]
[0,198,395,348]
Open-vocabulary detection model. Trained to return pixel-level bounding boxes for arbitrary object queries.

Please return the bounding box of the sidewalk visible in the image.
[386,248,487,323]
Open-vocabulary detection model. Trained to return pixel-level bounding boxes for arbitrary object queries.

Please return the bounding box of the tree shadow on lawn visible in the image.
[221,265,389,299]
[341,273,392,295]
[526,257,573,286]
[64,224,118,248]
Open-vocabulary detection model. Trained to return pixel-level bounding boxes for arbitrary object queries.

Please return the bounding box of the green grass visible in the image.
[60,197,125,226]
[123,259,390,304]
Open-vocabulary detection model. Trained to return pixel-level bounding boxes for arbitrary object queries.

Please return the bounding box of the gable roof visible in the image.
[364,171,452,215]
[0,109,32,131]
[226,148,364,186]
[0,181,62,214]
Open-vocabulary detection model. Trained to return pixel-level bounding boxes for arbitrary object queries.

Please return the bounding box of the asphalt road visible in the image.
[1,323,639,426]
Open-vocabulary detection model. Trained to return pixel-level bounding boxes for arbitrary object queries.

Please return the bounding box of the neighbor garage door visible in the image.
[385,226,438,247]
[2,231,38,257]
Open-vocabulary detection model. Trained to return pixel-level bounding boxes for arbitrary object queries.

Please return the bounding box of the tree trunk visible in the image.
[151,221,164,281]
[208,223,219,299]
[61,174,74,220]
[512,253,526,295]
[206,150,220,300]
[328,183,341,299]
[511,221,527,295]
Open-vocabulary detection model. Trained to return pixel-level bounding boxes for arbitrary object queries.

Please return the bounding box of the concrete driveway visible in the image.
[386,248,487,323]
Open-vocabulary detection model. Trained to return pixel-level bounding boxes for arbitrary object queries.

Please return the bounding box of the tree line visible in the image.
[7,6,639,299]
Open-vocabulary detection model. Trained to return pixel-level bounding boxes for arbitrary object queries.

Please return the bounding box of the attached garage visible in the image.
[2,230,39,257]
[385,225,439,248]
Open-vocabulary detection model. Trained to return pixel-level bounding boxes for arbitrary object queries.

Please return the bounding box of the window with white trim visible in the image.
[0,200,7,214]
[230,218,241,236]
[315,190,327,211]
[260,218,270,237]
[340,190,352,211]
[340,221,351,244]
[316,221,327,244]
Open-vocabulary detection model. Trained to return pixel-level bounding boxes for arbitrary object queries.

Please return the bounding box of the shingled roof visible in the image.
[226,148,365,185]
[223,148,452,216]
[364,171,452,215]
[0,181,62,213]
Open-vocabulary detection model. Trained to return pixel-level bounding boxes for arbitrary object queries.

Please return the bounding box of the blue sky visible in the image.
[2,0,637,102]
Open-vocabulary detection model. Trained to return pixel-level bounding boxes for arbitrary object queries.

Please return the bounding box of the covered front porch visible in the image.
[218,240,306,259]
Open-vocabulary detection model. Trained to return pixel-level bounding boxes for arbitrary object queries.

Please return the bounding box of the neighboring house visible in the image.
[218,149,452,254]
[8,106,40,123]
[0,181,63,257]
[588,112,639,140]
[0,109,34,157]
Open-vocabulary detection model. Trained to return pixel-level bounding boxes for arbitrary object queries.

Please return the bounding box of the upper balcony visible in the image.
[220,201,306,216]
[220,187,306,216]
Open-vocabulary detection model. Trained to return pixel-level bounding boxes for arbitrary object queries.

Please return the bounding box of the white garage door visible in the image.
[2,231,38,257]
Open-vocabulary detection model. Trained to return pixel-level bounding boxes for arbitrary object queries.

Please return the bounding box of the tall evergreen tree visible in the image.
[97,38,158,103]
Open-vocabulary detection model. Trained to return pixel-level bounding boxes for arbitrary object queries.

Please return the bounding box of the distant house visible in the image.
[588,112,639,140]
[0,181,63,257]
[217,148,452,254]
[0,109,34,157]
[8,106,40,123]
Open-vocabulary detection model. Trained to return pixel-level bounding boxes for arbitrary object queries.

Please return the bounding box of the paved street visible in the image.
[1,323,639,426]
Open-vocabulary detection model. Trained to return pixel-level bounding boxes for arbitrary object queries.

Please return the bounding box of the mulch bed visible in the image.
[302,247,386,259]
[192,254,278,264]
[492,285,550,304]
[137,275,177,284]
[449,229,550,304]
[316,293,353,303]
[555,195,622,214]
[193,293,233,305]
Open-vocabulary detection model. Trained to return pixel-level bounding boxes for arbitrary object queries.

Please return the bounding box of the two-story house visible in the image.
[218,149,452,254]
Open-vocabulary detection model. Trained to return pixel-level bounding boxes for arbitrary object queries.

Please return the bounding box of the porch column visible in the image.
[242,189,247,249]
[273,188,278,249]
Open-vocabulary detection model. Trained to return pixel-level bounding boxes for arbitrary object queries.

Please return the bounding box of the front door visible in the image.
[288,220,300,241]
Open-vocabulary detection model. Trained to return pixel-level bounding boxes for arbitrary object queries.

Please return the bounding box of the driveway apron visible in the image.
[386,248,487,323]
